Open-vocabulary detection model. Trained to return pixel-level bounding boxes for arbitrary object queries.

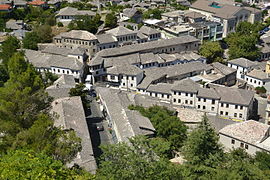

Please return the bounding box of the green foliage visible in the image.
[68,14,101,34]
[57,22,64,27]
[98,136,183,179]
[43,71,59,87]
[105,13,117,28]
[0,149,94,179]
[226,22,261,60]
[61,1,96,10]
[36,24,53,43]
[255,86,267,94]
[199,41,224,63]
[255,151,270,171]
[69,83,88,108]
[182,115,223,165]
[0,36,20,66]
[23,31,41,50]
[126,24,134,30]
[0,64,9,87]
[143,9,163,19]
[129,105,187,151]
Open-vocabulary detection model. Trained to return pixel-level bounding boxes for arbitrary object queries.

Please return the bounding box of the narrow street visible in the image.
[85,97,112,162]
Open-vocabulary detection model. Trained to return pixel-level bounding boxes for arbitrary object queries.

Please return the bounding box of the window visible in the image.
[178,92,181,95]
[198,105,201,109]
[198,98,201,101]
[221,103,224,107]
[204,98,206,102]
[226,104,229,108]
[123,83,125,86]
[131,76,134,80]
[245,144,249,149]
[211,107,214,111]
[161,94,164,98]
[173,98,176,102]
[240,106,243,110]
[58,69,60,73]
[203,106,206,110]
[167,95,169,99]
[111,75,115,80]
[240,142,244,148]
[231,139,235,144]
[239,113,243,118]
[190,101,193,105]
[186,93,188,96]
[178,99,181,103]
[174,91,176,95]
[234,113,237,117]
[235,105,238,109]
[130,84,133,87]
[212,99,215,104]
[225,112,228,115]
[220,111,223,115]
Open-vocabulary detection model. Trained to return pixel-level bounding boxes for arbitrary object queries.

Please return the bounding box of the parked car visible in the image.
[96,123,104,131]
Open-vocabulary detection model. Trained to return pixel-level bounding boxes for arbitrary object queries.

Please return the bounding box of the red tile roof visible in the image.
[28,0,46,6]
[0,4,12,10]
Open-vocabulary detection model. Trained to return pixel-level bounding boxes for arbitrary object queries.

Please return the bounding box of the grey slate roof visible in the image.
[219,120,269,145]
[97,34,118,44]
[96,36,199,58]
[57,30,97,40]
[213,86,254,106]
[147,83,174,94]
[106,26,135,37]
[197,87,220,99]
[171,78,200,93]
[56,7,95,16]
[25,49,83,70]
[228,58,258,68]
[246,69,270,81]
[42,45,85,56]
[211,62,236,75]
[46,75,76,99]
[139,25,160,35]
[51,96,97,173]
[96,87,155,142]
[137,67,167,89]
[123,8,141,18]
[6,19,23,30]
[107,64,143,76]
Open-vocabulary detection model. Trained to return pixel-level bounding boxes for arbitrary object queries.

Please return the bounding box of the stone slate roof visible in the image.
[123,8,141,18]
[56,7,95,16]
[5,19,23,30]
[219,120,269,145]
[106,26,135,37]
[191,0,260,19]
[51,96,97,173]
[147,83,174,94]
[211,62,236,75]
[139,25,160,36]
[57,30,97,40]
[137,67,167,89]
[228,58,258,68]
[96,87,155,142]
[171,78,201,93]
[96,36,199,58]
[46,75,75,99]
[213,85,254,106]
[42,45,85,56]
[25,49,83,70]
[246,69,270,81]
[107,64,143,76]
[97,34,118,44]
[197,87,220,99]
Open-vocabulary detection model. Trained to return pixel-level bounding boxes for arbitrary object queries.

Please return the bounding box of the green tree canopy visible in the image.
[182,115,223,165]
[98,136,183,179]
[199,41,224,63]
[143,9,163,19]
[0,36,20,66]
[0,149,94,179]
[23,31,41,50]
[105,13,117,28]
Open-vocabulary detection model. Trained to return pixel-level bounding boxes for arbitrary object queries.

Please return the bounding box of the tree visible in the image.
[23,31,41,50]
[226,22,261,60]
[182,115,223,165]
[143,9,163,19]
[36,24,53,43]
[98,136,183,179]
[69,83,88,108]
[0,149,94,179]
[255,86,266,94]
[0,64,9,87]
[105,13,117,28]
[57,22,64,27]
[129,105,187,151]
[255,151,270,171]
[199,41,224,63]
[0,36,20,66]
